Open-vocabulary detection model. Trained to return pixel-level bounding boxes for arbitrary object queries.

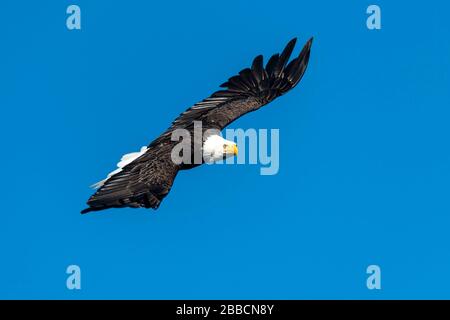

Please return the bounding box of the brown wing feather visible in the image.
[150,37,313,144]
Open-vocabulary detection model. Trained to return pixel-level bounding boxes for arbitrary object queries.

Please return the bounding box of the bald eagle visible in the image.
[81,37,313,214]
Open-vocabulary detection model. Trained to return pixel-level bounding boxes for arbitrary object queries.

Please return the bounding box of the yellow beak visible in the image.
[233,144,238,156]
[226,144,238,156]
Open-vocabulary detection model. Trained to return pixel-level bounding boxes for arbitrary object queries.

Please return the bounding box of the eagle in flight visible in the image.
[82,37,313,214]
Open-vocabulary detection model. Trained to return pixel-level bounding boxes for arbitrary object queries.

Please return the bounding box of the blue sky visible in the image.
[1,0,450,299]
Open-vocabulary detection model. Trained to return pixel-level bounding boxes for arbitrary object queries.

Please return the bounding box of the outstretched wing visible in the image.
[149,37,313,147]
[82,142,178,213]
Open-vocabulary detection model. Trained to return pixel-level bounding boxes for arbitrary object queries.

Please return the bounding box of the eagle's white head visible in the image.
[203,134,238,163]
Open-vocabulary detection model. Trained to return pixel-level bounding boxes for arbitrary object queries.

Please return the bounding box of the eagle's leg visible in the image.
[141,192,161,209]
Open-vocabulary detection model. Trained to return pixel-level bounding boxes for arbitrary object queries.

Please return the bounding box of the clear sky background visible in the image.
[1,0,450,299]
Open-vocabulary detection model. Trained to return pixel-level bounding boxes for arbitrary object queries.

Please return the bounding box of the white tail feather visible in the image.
[90,146,148,189]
